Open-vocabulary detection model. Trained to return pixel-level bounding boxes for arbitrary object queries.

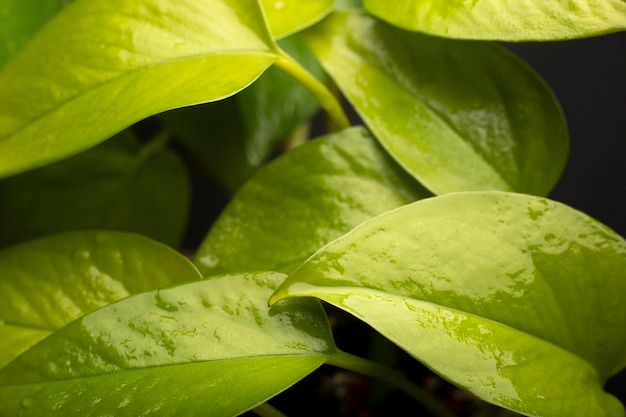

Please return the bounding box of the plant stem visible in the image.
[327,350,456,417]
[274,50,350,131]
[251,402,289,417]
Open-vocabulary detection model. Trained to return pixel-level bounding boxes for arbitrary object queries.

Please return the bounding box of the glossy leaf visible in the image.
[301,11,568,196]
[0,231,202,369]
[162,35,323,192]
[271,192,626,416]
[0,271,335,416]
[194,126,430,275]
[262,0,333,38]
[0,0,69,68]
[0,132,189,248]
[0,0,279,179]
[364,0,626,41]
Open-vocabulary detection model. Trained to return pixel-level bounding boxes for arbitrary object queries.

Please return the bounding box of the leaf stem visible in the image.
[252,402,289,417]
[327,350,456,417]
[137,128,171,162]
[274,50,350,131]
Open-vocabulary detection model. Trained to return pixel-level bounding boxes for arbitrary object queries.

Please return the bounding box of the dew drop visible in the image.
[21,398,35,409]
[198,254,219,268]
[73,249,91,262]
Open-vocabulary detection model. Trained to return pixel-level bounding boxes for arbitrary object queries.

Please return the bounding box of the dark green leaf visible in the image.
[301,11,568,196]
[194,126,430,275]
[272,191,626,417]
[0,132,189,248]
[0,231,202,368]
[0,0,279,178]
[363,0,626,41]
[0,271,335,416]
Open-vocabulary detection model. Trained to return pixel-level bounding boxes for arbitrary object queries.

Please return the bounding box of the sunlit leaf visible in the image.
[271,191,626,417]
[0,231,202,369]
[162,35,323,192]
[363,0,626,41]
[0,271,335,416]
[0,0,279,178]
[262,0,333,38]
[0,131,189,248]
[194,126,430,275]
[301,11,568,196]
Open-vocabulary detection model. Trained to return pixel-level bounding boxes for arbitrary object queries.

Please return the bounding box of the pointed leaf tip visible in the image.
[273,191,626,417]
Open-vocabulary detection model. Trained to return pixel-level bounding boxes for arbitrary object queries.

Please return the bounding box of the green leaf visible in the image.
[262,0,333,38]
[271,191,626,417]
[0,131,189,248]
[0,231,202,369]
[0,0,279,179]
[194,126,430,276]
[162,35,323,192]
[0,271,335,416]
[363,0,626,41]
[301,11,568,196]
[0,0,69,69]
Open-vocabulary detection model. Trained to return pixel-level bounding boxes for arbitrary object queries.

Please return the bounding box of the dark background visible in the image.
[505,30,626,408]
[506,33,625,237]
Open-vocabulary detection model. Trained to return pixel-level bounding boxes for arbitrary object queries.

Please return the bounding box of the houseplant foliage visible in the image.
[0,0,625,416]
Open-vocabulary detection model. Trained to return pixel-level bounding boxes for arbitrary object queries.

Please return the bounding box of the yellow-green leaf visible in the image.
[364,0,626,41]
[0,272,335,416]
[0,0,279,178]
[301,12,568,195]
[0,231,202,369]
[262,0,333,38]
[272,191,626,417]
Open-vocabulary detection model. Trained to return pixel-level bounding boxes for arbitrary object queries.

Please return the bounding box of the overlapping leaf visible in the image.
[194,127,430,275]
[0,0,70,68]
[262,0,333,38]
[363,0,626,41]
[0,132,189,248]
[0,0,279,178]
[0,231,202,369]
[271,191,626,416]
[301,11,568,196]
[0,272,335,416]
[162,35,323,192]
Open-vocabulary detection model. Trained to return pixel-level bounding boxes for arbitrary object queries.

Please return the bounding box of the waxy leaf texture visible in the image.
[0,231,202,368]
[0,272,335,416]
[272,192,626,417]
[301,11,568,196]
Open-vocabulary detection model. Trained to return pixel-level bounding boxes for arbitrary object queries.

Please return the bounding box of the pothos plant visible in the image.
[0,0,625,416]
